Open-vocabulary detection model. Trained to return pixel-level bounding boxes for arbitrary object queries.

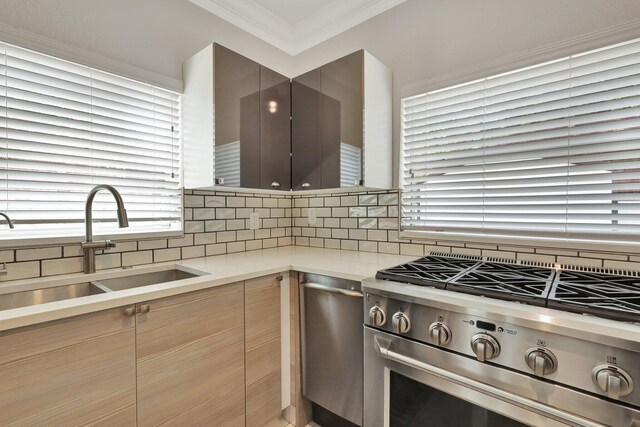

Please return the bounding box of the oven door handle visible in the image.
[373,336,605,427]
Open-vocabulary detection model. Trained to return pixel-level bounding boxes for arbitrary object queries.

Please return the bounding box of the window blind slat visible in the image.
[402,37,640,241]
[0,42,182,239]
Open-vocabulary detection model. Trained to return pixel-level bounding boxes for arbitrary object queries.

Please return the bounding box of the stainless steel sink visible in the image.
[0,283,106,311]
[0,268,207,312]
[95,269,203,291]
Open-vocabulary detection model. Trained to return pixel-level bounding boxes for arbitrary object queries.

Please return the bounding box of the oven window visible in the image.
[390,371,527,427]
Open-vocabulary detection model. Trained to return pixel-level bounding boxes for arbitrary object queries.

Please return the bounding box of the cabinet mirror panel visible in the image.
[292,69,322,191]
[260,67,291,191]
[291,51,364,190]
[214,45,290,189]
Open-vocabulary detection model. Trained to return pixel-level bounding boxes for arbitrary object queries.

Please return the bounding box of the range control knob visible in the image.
[525,347,558,376]
[592,364,634,400]
[471,333,500,362]
[428,322,452,346]
[368,306,386,327]
[392,312,411,334]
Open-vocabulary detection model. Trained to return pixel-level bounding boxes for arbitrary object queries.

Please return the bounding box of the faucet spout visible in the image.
[0,213,14,229]
[84,184,129,243]
[82,184,129,273]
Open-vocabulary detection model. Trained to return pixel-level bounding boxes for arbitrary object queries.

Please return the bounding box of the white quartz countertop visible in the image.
[0,247,414,332]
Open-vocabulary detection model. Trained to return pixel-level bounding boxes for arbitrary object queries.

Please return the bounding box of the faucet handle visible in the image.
[105,240,116,250]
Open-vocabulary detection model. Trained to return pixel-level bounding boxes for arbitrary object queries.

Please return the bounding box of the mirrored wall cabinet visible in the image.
[183,44,291,190]
[183,44,392,191]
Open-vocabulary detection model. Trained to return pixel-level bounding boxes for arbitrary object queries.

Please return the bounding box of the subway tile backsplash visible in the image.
[0,189,292,282]
[289,189,640,271]
[2,188,640,282]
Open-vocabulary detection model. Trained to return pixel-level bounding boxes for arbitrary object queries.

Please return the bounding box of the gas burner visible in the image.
[548,270,640,322]
[375,256,479,288]
[447,263,555,306]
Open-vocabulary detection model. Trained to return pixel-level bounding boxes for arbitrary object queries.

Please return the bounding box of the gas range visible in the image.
[376,253,640,322]
[363,253,640,426]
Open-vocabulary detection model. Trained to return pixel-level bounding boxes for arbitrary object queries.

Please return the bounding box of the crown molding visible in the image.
[189,0,296,54]
[0,22,182,92]
[190,0,407,55]
[400,17,640,98]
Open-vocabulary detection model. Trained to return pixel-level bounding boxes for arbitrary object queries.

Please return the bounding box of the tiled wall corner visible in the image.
[290,189,640,271]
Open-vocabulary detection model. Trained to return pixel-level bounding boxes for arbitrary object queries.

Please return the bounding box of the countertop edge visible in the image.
[0,247,413,332]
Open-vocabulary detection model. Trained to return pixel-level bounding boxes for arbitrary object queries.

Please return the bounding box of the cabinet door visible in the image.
[245,274,282,426]
[0,308,137,426]
[321,51,364,188]
[292,69,322,190]
[260,67,291,190]
[136,283,245,427]
[215,44,260,188]
[320,93,341,188]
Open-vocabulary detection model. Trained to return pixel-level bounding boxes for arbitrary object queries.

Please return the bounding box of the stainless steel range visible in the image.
[363,254,640,427]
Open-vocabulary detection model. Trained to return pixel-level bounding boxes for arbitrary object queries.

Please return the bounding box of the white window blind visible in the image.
[401,38,640,243]
[0,42,182,242]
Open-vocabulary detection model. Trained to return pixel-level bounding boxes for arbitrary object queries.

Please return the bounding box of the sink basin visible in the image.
[0,268,207,312]
[95,269,203,291]
[0,283,106,311]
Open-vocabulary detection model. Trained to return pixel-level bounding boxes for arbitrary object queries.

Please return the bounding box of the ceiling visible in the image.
[189,0,408,55]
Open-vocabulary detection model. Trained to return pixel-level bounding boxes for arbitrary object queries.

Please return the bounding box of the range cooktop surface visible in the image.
[376,255,640,322]
[447,262,555,306]
[374,255,479,288]
[548,270,640,322]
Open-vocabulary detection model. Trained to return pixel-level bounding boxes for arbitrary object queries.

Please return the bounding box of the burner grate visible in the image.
[446,262,555,306]
[548,270,640,322]
[377,254,640,322]
[375,255,480,288]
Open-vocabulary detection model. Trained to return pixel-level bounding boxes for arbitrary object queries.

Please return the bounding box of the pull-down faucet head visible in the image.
[85,184,129,242]
[82,184,129,274]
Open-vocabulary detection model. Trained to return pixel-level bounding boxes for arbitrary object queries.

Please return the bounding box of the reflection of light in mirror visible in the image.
[268,100,278,114]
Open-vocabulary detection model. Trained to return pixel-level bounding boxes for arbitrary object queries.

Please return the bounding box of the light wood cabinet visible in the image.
[245,274,283,427]
[136,282,246,427]
[0,308,137,426]
[0,276,288,427]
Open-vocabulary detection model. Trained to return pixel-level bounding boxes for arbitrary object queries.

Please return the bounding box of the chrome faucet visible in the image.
[0,212,14,229]
[0,213,13,276]
[82,185,129,274]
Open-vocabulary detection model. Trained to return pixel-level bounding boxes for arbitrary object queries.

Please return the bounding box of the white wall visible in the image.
[0,0,295,89]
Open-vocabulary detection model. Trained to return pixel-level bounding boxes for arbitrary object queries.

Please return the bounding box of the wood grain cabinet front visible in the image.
[0,278,287,427]
[245,274,283,427]
[0,307,137,426]
[135,282,246,427]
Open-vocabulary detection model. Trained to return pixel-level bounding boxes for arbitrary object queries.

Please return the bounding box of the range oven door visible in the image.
[364,328,640,427]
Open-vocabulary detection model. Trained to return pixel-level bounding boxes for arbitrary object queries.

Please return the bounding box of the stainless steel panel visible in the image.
[97,269,202,291]
[365,327,640,427]
[363,277,640,351]
[363,288,640,407]
[0,283,105,311]
[301,273,363,425]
